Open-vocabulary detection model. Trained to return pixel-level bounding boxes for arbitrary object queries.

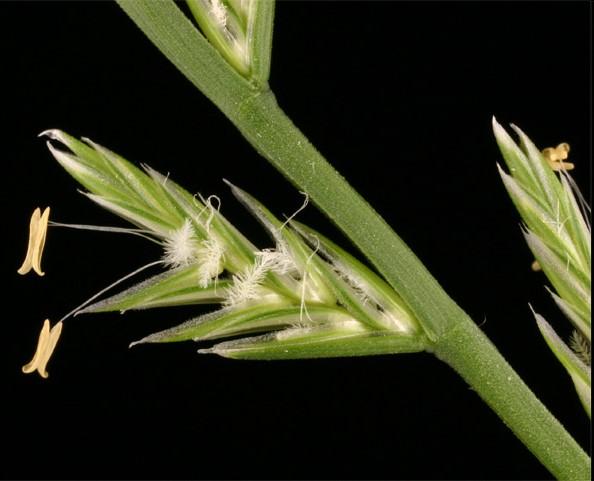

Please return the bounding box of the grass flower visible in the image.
[19,129,427,371]
[162,218,202,268]
[493,117,591,417]
[17,207,50,276]
[185,0,274,85]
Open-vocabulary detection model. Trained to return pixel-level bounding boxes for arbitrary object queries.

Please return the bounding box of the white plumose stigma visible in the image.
[162,219,199,268]
[196,237,225,288]
[224,249,293,306]
[266,243,296,276]
[209,0,227,27]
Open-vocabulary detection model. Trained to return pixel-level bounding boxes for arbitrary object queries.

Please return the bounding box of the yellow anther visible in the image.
[542,143,574,171]
[531,260,542,272]
[22,319,63,379]
[18,207,50,276]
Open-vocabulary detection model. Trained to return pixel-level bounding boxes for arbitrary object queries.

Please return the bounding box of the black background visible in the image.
[1,1,591,480]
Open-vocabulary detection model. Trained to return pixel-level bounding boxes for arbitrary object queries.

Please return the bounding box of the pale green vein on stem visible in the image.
[116,1,590,478]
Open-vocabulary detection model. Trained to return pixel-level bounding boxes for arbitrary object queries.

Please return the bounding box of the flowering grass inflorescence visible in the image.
[493,118,591,417]
[14,1,591,475]
[18,130,428,377]
[185,0,274,86]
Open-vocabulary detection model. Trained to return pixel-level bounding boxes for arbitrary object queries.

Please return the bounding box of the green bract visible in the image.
[493,118,591,417]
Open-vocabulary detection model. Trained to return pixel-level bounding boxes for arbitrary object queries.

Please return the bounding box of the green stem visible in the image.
[433,317,590,481]
[116,1,590,477]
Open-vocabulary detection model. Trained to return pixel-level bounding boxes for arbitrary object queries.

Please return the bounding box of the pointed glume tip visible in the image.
[38,129,63,140]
